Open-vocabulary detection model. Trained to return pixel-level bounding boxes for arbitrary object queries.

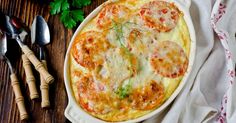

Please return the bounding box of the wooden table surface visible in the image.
[0,0,106,122]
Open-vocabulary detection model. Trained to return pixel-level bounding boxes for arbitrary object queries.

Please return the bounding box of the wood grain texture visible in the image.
[0,0,106,122]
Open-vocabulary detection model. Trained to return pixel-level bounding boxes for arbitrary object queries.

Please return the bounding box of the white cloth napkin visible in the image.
[144,0,236,123]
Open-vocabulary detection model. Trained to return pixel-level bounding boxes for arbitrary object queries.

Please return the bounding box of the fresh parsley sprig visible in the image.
[50,0,91,29]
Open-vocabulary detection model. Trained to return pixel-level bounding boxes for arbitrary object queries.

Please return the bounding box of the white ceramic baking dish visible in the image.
[64,0,196,122]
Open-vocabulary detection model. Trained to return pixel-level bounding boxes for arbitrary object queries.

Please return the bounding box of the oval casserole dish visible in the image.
[64,0,196,123]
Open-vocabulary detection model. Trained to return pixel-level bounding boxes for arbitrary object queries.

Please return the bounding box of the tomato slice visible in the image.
[128,29,143,44]
[77,74,113,114]
[139,1,180,32]
[71,31,110,70]
[96,3,131,29]
[129,80,164,110]
[150,41,188,78]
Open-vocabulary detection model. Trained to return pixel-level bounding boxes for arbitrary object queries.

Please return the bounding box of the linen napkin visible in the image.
[144,0,236,123]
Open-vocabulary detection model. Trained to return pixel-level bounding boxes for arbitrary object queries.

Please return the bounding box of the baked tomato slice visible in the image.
[139,1,180,32]
[128,29,143,44]
[71,31,110,70]
[77,75,113,114]
[150,41,188,78]
[129,80,164,110]
[96,3,131,29]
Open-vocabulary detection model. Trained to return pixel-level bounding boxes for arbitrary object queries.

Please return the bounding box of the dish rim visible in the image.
[63,0,196,122]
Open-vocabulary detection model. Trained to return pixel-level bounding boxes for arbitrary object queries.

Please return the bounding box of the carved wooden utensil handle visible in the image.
[40,60,50,108]
[10,73,29,120]
[21,45,54,84]
[22,54,39,99]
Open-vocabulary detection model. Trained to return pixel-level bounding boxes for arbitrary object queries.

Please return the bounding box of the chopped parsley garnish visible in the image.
[116,82,132,99]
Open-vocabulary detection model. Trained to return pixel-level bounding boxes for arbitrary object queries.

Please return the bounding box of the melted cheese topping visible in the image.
[69,0,191,122]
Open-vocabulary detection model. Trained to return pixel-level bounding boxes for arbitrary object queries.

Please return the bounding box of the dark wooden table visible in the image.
[0,0,106,122]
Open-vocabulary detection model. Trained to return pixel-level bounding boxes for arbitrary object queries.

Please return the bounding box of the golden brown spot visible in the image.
[71,31,110,70]
[129,80,164,110]
[150,41,188,78]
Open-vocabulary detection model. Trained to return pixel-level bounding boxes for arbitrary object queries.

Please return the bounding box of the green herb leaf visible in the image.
[80,0,91,6]
[71,10,84,22]
[50,0,91,29]
[112,22,126,47]
[61,0,70,11]
[50,0,69,15]
[111,21,135,75]
[60,10,75,28]
[116,82,132,99]
[60,10,84,29]
[50,0,62,15]
[72,0,91,8]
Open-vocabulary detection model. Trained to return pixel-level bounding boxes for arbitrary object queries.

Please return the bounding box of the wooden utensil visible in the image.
[31,15,51,108]
[22,54,39,99]
[0,31,28,120]
[2,14,54,84]
[17,27,39,100]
